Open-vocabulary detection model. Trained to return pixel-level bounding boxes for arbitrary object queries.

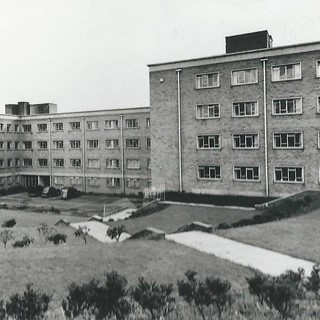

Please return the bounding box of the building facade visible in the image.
[0,102,151,195]
[149,31,320,197]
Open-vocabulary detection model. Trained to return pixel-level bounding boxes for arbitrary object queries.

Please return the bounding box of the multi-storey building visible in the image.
[0,101,151,194]
[149,30,320,197]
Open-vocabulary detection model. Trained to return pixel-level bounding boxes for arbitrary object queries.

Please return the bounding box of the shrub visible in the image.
[215,223,232,230]
[49,206,61,214]
[177,270,232,320]
[0,229,14,248]
[48,233,67,245]
[5,284,50,320]
[305,265,320,297]
[74,226,90,244]
[246,273,269,304]
[106,225,126,242]
[13,235,35,248]
[131,277,175,319]
[37,224,57,245]
[252,213,275,224]
[231,219,253,228]
[2,218,16,228]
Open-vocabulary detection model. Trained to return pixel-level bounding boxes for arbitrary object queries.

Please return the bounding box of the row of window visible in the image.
[0,158,151,169]
[4,118,150,134]
[198,165,304,183]
[0,138,151,150]
[195,61,319,89]
[197,132,306,150]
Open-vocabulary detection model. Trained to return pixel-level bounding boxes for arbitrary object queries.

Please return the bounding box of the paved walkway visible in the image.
[166,231,315,276]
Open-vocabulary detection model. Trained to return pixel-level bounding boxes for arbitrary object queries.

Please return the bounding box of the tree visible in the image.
[74,226,90,244]
[106,225,126,242]
[0,229,14,248]
[131,277,175,319]
[37,224,57,245]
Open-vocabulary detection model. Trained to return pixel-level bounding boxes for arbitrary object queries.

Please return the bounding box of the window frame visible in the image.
[272,97,303,115]
[105,120,119,130]
[106,139,119,149]
[231,68,258,86]
[37,123,48,132]
[195,72,220,89]
[273,132,303,149]
[53,140,64,149]
[87,121,99,130]
[125,119,139,129]
[232,133,259,149]
[197,165,221,180]
[87,159,100,168]
[53,158,64,168]
[87,140,99,149]
[70,159,82,168]
[38,158,48,167]
[126,159,141,170]
[196,103,220,119]
[271,62,302,82]
[69,122,81,131]
[126,139,139,149]
[233,166,260,182]
[106,159,120,169]
[232,100,259,118]
[197,134,221,150]
[316,60,320,78]
[53,122,64,131]
[70,140,81,149]
[106,177,121,188]
[274,166,304,184]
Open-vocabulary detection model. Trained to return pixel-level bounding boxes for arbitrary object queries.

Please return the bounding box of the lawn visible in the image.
[109,203,256,234]
[216,208,320,262]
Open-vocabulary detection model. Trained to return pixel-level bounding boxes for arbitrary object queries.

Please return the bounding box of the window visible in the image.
[23,158,32,167]
[146,138,151,149]
[106,139,119,149]
[126,178,140,188]
[38,159,48,167]
[273,133,303,149]
[15,142,19,150]
[6,124,11,132]
[53,123,63,131]
[14,124,19,132]
[147,159,151,170]
[7,176,13,185]
[234,166,260,181]
[70,140,81,149]
[7,142,12,150]
[0,160,3,168]
[53,159,64,167]
[87,159,100,168]
[198,165,221,180]
[274,167,304,183]
[69,122,80,131]
[196,104,220,119]
[53,141,64,149]
[233,134,259,149]
[15,159,20,167]
[22,141,32,150]
[0,124,4,132]
[0,177,5,185]
[0,142,3,150]
[70,176,82,185]
[70,159,81,167]
[88,177,100,187]
[22,125,32,132]
[317,96,320,113]
[125,119,139,128]
[272,63,301,81]
[15,176,20,183]
[105,120,119,129]
[146,118,150,128]
[232,101,258,117]
[272,98,302,115]
[195,72,219,89]
[7,159,12,168]
[87,121,99,130]
[126,139,139,148]
[87,140,99,149]
[197,135,221,149]
[53,176,64,185]
[106,177,121,187]
[231,68,257,85]
[37,141,48,149]
[317,61,320,78]
[37,123,47,132]
[106,159,120,169]
[126,159,140,169]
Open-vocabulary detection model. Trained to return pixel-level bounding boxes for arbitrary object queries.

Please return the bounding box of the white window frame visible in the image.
[7,159,12,168]
[88,177,100,187]
[37,123,48,132]
[126,139,139,149]
[195,72,220,89]
[106,139,119,149]
[15,159,20,167]
[272,97,302,115]
[231,68,258,86]
[105,120,119,129]
[106,159,120,169]
[147,159,151,170]
[70,159,81,168]
[6,124,11,132]
[22,141,32,150]
[7,141,12,150]
[53,158,64,167]
[126,159,141,170]
[87,140,99,149]
[87,121,99,130]
[22,124,32,133]
[232,101,259,117]
[146,118,150,128]
[273,132,303,149]
[146,138,151,149]
[197,135,221,149]
[38,159,48,167]
[70,176,82,185]
[233,134,259,149]
[126,178,140,189]
[317,60,320,78]
[274,166,304,184]
[70,140,81,149]
[23,158,32,167]
[196,104,220,119]
[69,122,81,131]
[106,177,121,188]
[317,96,320,113]
[37,141,48,150]
[53,140,64,149]
[271,62,302,82]
[53,176,64,185]
[53,122,64,131]
[87,159,100,168]
[233,166,260,182]
[125,119,139,129]
[197,165,221,180]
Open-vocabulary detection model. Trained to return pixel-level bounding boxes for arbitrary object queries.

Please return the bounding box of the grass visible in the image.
[216,208,320,262]
[110,203,256,234]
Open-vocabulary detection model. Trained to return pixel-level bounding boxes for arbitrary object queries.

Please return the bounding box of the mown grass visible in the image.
[110,204,256,234]
[217,208,320,262]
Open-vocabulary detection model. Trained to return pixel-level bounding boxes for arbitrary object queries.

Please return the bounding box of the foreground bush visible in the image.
[106,225,126,242]
[1,219,16,228]
[13,235,35,248]
[48,233,67,245]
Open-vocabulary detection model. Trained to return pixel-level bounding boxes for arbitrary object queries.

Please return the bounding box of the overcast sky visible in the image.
[0,0,319,113]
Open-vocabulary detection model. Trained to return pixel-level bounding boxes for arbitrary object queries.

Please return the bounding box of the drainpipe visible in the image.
[120,114,125,194]
[82,117,86,192]
[176,68,183,192]
[48,118,52,186]
[261,58,269,197]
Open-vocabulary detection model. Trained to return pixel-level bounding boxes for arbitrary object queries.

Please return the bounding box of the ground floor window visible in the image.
[126,178,140,188]
[198,165,221,180]
[106,177,121,188]
[274,166,304,183]
[234,166,260,181]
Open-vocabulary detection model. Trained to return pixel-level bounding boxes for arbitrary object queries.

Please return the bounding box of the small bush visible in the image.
[13,235,35,248]
[106,225,126,242]
[215,223,232,230]
[0,229,14,248]
[231,218,253,228]
[305,265,320,297]
[37,224,57,245]
[49,206,61,214]
[74,226,90,244]
[252,213,275,224]
[246,273,269,304]
[2,218,16,228]
[48,233,67,245]
[5,284,50,320]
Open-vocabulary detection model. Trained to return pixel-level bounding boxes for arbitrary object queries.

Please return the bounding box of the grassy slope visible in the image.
[217,208,320,262]
[0,209,253,300]
[110,204,256,234]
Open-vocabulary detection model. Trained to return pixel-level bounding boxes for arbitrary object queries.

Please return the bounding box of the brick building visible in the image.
[149,30,320,197]
[0,101,151,194]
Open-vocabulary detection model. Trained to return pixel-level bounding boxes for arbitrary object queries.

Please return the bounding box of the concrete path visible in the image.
[166,231,315,276]
[103,208,135,222]
[70,221,131,243]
